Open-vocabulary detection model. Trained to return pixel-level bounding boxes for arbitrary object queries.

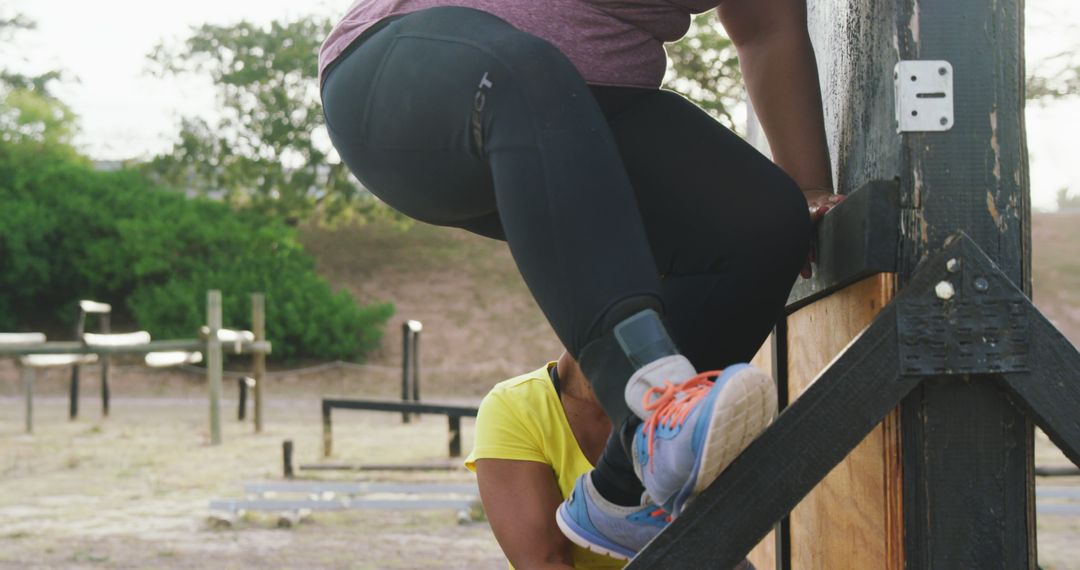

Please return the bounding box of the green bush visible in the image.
[0,141,393,361]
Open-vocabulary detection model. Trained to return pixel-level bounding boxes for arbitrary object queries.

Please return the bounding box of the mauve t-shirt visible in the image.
[319,0,720,88]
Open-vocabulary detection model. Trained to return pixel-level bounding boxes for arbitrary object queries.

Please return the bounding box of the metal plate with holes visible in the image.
[894,60,954,132]
[898,298,1030,375]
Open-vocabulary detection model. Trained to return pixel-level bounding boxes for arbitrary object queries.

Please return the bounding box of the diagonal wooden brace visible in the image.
[630,232,1080,568]
[628,303,916,568]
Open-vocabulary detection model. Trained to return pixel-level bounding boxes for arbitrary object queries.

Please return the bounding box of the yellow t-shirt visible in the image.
[465,364,624,570]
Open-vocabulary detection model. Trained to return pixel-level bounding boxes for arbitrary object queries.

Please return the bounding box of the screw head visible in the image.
[974,277,990,292]
[935,281,956,300]
[938,67,947,75]
[940,117,949,126]
[946,258,961,273]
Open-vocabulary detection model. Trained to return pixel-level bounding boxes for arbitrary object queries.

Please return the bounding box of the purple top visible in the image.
[319,0,719,88]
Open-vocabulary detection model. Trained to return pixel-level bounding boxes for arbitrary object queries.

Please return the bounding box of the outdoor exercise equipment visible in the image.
[2,290,270,444]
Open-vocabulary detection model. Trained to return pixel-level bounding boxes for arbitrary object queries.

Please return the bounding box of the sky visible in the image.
[3,0,1078,211]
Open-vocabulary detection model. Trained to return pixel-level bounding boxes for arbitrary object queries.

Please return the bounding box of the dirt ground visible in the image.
[2,366,1080,569]
[0,369,504,570]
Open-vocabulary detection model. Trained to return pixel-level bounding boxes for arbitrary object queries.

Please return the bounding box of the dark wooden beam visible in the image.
[628,305,917,569]
[1001,313,1080,469]
[785,180,899,313]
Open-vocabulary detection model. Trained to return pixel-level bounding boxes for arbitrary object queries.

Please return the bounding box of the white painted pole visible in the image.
[22,365,33,434]
[208,290,223,445]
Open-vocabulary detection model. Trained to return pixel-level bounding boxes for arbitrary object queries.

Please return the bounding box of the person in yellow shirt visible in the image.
[467,354,759,569]
[467,353,656,569]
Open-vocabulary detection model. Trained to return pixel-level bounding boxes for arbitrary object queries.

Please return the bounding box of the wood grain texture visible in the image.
[895,0,1034,564]
[786,274,901,570]
[748,336,778,570]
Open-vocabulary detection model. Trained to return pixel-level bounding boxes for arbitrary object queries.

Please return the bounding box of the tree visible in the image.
[145,11,741,222]
[0,13,77,157]
[146,17,374,224]
[664,11,744,130]
[1028,50,1080,101]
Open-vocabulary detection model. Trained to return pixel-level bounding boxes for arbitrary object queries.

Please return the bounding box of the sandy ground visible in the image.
[2,371,1080,569]
[0,388,504,570]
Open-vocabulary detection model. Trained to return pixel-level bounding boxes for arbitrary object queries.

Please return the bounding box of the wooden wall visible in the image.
[786,275,901,570]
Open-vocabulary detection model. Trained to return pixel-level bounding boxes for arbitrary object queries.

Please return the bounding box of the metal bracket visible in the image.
[897,237,1031,376]
[894,60,954,132]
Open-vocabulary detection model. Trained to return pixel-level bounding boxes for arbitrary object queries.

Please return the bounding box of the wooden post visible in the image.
[322,401,333,457]
[411,328,421,404]
[896,0,1032,564]
[69,311,85,420]
[237,377,248,421]
[252,293,265,433]
[448,415,461,457]
[401,322,412,423]
[207,290,223,446]
[22,365,34,434]
[100,312,110,418]
[283,439,294,479]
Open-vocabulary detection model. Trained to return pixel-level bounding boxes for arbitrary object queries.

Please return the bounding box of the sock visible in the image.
[590,419,645,507]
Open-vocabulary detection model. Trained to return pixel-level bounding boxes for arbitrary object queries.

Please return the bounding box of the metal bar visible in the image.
[70,311,85,420]
[252,293,265,433]
[22,366,33,434]
[770,320,791,570]
[323,398,478,417]
[401,322,411,423]
[448,415,461,457]
[209,498,475,513]
[243,481,478,495]
[208,290,223,446]
[283,440,294,479]
[322,401,333,457]
[0,339,271,355]
[629,307,916,569]
[412,330,421,404]
[100,313,110,418]
[299,463,458,472]
[1036,465,1080,477]
[237,377,248,421]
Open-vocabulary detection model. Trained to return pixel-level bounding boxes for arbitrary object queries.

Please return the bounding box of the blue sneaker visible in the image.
[632,364,777,516]
[555,473,670,560]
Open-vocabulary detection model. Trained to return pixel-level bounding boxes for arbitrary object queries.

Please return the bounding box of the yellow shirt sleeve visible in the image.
[466,387,548,471]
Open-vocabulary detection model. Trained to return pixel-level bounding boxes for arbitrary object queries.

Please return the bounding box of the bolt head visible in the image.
[935,281,956,300]
[946,258,961,273]
[974,277,990,292]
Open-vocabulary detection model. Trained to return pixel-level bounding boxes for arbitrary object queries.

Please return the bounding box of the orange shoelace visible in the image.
[640,370,723,469]
[647,506,673,523]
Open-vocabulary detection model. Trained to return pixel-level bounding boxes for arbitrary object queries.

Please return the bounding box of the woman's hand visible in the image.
[800,188,844,279]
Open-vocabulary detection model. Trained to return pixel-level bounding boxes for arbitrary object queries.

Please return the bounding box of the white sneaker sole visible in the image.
[692,366,778,499]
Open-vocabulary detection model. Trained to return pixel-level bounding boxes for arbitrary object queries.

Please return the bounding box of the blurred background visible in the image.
[0,1,1077,568]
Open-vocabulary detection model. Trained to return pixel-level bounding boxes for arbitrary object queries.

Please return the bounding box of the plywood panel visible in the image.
[747,335,777,570]
[786,274,902,570]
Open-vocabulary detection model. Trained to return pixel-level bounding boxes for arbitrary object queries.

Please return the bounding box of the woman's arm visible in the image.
[475,458,576,570]
[717,0,832,194]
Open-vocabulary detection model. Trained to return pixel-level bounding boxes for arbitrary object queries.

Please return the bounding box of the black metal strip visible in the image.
[770,320,791,570]
[323,398,479,417]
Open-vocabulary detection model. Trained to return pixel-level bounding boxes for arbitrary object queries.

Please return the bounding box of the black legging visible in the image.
[322,6,810,499]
